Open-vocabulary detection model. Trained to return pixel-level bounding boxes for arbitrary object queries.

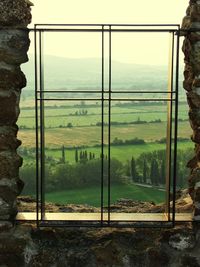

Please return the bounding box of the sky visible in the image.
[28,0,188,65]
[30,0,187,25]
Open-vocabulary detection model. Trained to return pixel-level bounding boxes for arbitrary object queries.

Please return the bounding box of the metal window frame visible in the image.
[18,24,182,228]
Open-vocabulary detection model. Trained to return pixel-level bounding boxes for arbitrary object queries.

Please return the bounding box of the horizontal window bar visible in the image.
[30,28,180,32]
[35,23,180,27]
[36,98,175,101]
[36,90,176,94]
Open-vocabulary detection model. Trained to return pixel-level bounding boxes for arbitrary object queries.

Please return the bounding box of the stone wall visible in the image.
[0,1,200,267]
[0,0,32,222]
[0,224,200,267]
[182,0,200,220]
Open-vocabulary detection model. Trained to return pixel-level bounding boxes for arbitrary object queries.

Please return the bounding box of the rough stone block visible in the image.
[0,151,23,179]
[189,32,200,43]
[191,168,200,182]
[192,129,200,143]
[183,64,194,91]
[0,126,21,151]
[0,221,13,232]
[191,4,200,21]
[194,187,200,202]
[0,90,20,125]
[0,197,17,219]
[193,77,200,87]
[191,21,200,28]
[181,15,192,30]
[189,42,200,72]
[187,91,200,108]
[0,68,26,90]
[189,108,200,130]
[0,178,24,201]
[0,30,30,65]
[182,38,192,64]
[0,0,32,27]
[169,232,196,250]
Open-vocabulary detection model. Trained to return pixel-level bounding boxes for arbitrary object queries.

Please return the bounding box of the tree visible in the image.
[150,159,159,185]
[80,151,83,161]
[142,158,147,184]
[79,150,88,163]
[160,159,165,185]
[67,122,73,128]
[177,161,184,188]
[84,150,88,160]
[61,145,65,163]
[131,157,138,182]
[150,160,155,185]
[125,161,131,176]
[75,149,78,163]
[154,160,159,186]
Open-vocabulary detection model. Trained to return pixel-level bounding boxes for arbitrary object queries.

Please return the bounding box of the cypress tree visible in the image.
[131,157,137,182]
[150,160,155,185]
[80,151,83,161]
[154,160,159,186]
[61,145,65,163]
[177,161,183,188]
[75,149,78,163]
[160,159,165,185]
[85,150,88,160]
[143,158,147,184]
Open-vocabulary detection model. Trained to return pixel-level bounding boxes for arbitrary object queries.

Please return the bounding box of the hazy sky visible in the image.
[29,0,188,65]
[30,0,187,25]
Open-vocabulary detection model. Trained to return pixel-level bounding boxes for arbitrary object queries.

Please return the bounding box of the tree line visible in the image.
[20,147,193,195]
[126,149,192,188]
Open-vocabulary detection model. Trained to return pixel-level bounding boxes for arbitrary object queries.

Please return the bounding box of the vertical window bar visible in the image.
[39,30,45,221]
[101,25,104,225]
[34,25,39,226]
[165,32,174,221]
[172,29,180,226]
[108,25,112,223]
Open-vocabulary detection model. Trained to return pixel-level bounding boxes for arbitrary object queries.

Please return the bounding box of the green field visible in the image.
[45,184,165,207]
[18,102,189,128]
[43,141,192,164]
[20,141,193,165]
[18,101,191,149]
[19,120,191,149]
[19,100,193,206]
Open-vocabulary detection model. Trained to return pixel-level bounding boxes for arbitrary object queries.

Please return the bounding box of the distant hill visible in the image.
[21,55,184,97]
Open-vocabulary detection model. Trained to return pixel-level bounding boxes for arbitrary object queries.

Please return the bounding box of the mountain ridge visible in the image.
[21,54,184,95]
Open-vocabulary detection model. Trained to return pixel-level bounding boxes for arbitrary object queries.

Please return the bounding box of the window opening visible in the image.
[17,24,192,227]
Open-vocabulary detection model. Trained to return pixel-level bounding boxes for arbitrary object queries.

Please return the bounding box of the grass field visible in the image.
[20,141,193,165]
[45,184,165,207]
[43,141,192,164]
[19,100,192,207]
[18,120,191,149]
[18,102,189,128]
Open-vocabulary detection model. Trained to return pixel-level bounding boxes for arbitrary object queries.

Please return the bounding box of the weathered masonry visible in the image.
[182,0,200,221]
[0,1,200,267]
[0,0,199,225]
[0,0,32,223]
